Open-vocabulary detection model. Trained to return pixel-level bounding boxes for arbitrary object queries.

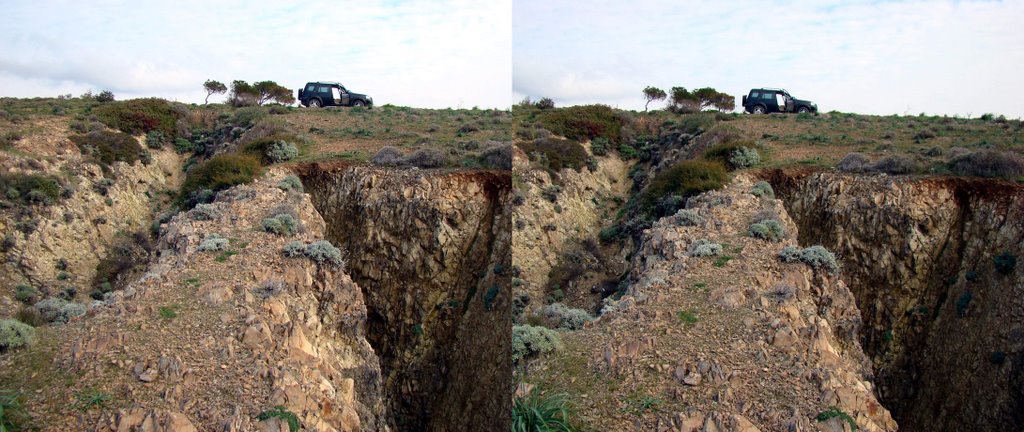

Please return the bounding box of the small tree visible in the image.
[203,80,227,104]
[668,87,698,113]
[228,80,259,107]
[535,97,555,110]
[253,81,295,106]
[693,87,735,112]
[642,86,666,112]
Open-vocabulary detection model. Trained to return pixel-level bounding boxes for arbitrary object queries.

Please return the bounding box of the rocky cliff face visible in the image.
[0,149,184,313]
[6,169,386,431]
[299,164,511,432]
[768,170,1024,431]
[524,175,895,431]
[511,146,630,310]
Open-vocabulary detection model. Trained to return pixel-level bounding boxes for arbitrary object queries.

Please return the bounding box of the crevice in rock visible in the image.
[765,169,1024,431]
[296,163,511,431]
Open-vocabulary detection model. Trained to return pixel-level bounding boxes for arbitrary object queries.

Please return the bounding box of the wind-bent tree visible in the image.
[668,86,698,113]
[693,87,735,111]
[253,80,295,106]
[203,80,227,104]
[642,86,667,112]
[228,80,259,107]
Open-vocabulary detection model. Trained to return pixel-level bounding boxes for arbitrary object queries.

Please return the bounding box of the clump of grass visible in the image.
[677,309,698,325]
[73,388,111,411]
[623,394,663,416]
[158,305,178,319]
[713,255,734,267]
[1,390,30,431]
[256,406,300,432]
[512,390,577,432]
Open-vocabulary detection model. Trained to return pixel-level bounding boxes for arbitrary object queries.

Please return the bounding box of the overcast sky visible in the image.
[514,0,1024,118]
[0,0,512,109]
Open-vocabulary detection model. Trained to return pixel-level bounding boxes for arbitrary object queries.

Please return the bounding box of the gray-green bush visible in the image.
[688,239,722,257]
[749,219,785,242]
[303,240,343,266]
[262,214,298,236]
[541,303,593,330]
[277,175,303,192]
[751,181,774,199]
[34,297,86,323]
[265,140,298,163]
[729,147,761,168]
[0,319,35,352]
[191,203,220,221]
[198,234,229,252]
[779,245,839,273]
[676,209,704,227]
[512,324,562,362]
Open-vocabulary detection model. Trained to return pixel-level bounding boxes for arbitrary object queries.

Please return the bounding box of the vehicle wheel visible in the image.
[753,105,766,114]
[308,99,321,108]
[798,106,810,114]
[353,100,365,107]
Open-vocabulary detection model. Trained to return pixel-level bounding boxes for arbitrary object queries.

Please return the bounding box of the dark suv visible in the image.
[298,81,373,108]
[742,88,816,114]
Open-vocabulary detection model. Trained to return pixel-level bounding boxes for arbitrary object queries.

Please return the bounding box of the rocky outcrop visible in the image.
[0,149,184,313]
[511,145,630,309]
[21,170,385,431]
[525,175,895,431]
[768,170,1024,431]
[299,164,511,432]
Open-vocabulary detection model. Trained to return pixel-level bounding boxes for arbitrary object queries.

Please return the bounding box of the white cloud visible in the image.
[0,0,512,108]
[513,0,1024,117]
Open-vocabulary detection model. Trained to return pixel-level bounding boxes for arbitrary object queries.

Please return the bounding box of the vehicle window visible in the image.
[306,84,316,91]
[762,92,774,100]
[318,86,331,93]
[751,92,760,99]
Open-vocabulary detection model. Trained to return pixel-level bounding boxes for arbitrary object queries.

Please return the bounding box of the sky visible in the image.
[0,0,512,109]
[513,0,1024,118]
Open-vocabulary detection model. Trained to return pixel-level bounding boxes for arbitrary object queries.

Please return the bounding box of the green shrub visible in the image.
[677,309,698,325]
[617,143,638,159]
[33,297,86,323]
[541,303,592,330]
[256,406,299,432]
[598,226,620,243]
[94,98,182,139]
[71,130,145,168]
[517,138,589,172]
[179,154,262,203]
[173,137,194,154]
[729,147,761,168]
[779,245,839,273]
[262,214,298,236]
[145,130,166,149]
[0,319,35,352]
[540,104,622,144]
[0,390,30,431]
[264,140,298,163]
[198,234,228,252]
[512,324,562,363]
[677,113,715,134]
[14,284,38,304]
[0,173,63,206]
[643,160,727,213]
[994,251,1017,275]
[158,305,178,319]
[590,137,610,156]
[749,219,785,242]
[277,175,303,192]
[512,390,577,432]
[676,209,704,227]
[232,107,267,127]
[751,181,774,198]
[282,241,305,257]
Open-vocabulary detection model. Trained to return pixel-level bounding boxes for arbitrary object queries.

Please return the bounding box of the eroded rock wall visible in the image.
[300,164,511,432]
[768,170,1024,430]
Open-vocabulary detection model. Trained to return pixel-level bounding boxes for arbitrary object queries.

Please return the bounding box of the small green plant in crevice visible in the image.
[748,219,785,242]
[256,406,300,432]
[73,388,111,411]
[692,282,707,291]
[261,213,298,236]
[412,323,424,336]
[713,255,734,267]
[215,250,238,263]
[677,309,698,325]
[623,394,663,416]
[158,305,179,320]
[816,406,858,431]
[512,390,577,432]
[994,251,1016,275]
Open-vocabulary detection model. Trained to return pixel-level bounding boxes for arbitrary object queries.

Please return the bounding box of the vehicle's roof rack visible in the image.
[760,87,788,93]
[315,81,342,86]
